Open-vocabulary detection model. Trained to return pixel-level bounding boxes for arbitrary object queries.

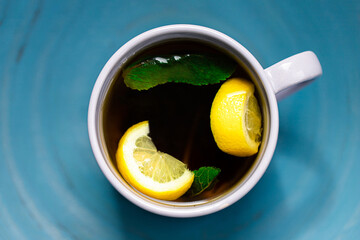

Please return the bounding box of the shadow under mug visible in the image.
[88,24,322,218]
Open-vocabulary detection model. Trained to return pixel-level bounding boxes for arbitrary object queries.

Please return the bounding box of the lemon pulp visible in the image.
[116,121,194,200]
[210,78,262,157]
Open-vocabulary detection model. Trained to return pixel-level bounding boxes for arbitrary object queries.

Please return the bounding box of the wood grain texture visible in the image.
[0,0,359,239]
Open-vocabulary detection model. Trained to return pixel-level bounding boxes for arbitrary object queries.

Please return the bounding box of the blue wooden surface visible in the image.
[1,0,359,239]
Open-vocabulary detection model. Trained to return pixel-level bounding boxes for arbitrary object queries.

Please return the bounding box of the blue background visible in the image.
[1,0,359,239]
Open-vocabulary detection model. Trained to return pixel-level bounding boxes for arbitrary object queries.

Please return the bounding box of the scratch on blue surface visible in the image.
[344,203,360,231]
[1,103,66,240]
[15,0,43,63]
[0,1,66,239]
[0,0,10,27]
[0,197,26,240]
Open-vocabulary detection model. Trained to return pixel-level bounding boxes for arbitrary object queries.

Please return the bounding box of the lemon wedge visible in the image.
[210,78,262,157]
[116,121,194,200]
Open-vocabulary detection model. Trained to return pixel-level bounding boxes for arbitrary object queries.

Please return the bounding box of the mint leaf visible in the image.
[187,167,221,197]
[123,54,236,90]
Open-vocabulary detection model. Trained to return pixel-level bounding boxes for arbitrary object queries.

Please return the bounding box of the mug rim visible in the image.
[88,24,279,217]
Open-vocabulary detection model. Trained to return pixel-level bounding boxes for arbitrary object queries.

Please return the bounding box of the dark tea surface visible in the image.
[102,41,257,201]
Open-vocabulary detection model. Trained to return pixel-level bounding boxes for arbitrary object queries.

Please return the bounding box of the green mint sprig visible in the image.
[187,166,221,197]
[123,54,236,90]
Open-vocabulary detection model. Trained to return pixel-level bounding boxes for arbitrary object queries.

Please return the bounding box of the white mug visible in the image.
[88,24,322,217]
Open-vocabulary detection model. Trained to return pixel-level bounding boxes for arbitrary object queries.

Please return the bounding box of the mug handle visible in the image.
[264,51,322,100]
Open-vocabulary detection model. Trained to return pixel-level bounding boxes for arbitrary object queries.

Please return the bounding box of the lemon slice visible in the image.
[210,78,262,157]
[116,121,194,200]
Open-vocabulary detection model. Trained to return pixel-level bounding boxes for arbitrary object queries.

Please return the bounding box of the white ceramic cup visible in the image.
[88,24,322,218]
